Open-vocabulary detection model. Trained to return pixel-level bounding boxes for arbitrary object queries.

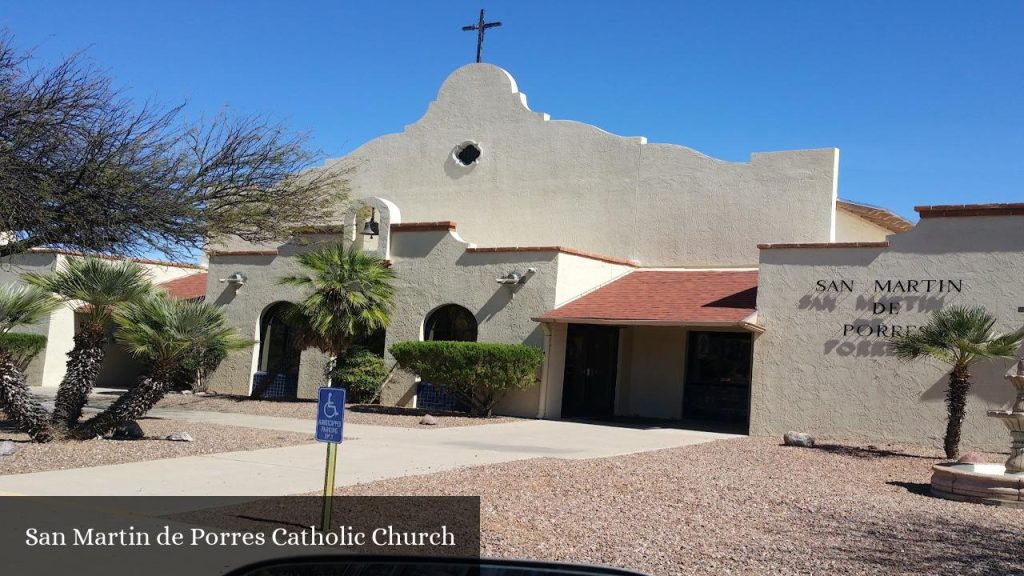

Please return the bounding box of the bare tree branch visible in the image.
[0,32,348,260]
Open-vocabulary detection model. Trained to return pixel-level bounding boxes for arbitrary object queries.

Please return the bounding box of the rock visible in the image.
[112,421,145,440]
[0,440,18,457]
[419,414,438,426]
[165,432,194,442]
[783,431,815,448]
[181,390,193,395]
[957,452,987,464]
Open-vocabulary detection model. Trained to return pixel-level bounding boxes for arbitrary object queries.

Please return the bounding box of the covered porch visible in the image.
[533,270,762,432]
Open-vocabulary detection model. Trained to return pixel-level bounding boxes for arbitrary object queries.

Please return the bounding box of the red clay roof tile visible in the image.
[534,270,758,325]
[158,273,208,300]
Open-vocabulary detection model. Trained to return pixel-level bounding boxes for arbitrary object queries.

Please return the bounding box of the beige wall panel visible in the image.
[618,326,687,419]
[835,210,891,243]
[753,215,1024,451]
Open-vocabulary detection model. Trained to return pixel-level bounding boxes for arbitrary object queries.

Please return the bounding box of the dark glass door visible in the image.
[561,324,620,419]
[684,331,752,426]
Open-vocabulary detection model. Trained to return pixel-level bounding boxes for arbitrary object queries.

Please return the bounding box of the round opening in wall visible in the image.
[453,142,481,166]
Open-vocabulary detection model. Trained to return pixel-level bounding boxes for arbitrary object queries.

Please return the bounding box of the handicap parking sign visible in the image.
[316,387,346,443]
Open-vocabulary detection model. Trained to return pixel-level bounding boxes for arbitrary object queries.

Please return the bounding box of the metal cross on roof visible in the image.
[462,9,502,63]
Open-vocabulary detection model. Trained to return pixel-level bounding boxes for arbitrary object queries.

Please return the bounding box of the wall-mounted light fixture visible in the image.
[496,268,537,299]
[496,272,522,285]
[219,272,247,289]
[360,207,380,239]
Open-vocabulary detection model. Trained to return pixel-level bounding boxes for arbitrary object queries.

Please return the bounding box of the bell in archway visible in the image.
[360,208,379,238]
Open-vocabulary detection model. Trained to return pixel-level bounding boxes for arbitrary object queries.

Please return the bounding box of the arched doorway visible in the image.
[417,304,478,411]
[253,302,302,398]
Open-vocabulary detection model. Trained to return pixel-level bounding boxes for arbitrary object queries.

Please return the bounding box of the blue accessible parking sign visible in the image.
[316,387,346,443]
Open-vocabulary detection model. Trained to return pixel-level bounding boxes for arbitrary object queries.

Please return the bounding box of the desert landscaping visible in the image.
[328,436,1023,576]
[154,392,520,428]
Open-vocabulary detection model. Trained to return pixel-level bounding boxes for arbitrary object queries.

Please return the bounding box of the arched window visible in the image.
[424,304,478,342]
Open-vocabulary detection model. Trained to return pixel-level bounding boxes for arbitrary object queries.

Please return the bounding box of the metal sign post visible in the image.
[315,387,346,530]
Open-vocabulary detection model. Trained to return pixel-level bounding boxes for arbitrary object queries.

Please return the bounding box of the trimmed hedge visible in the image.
[0,332,48,371]
[331,346,388,403]
[390,341,544,416]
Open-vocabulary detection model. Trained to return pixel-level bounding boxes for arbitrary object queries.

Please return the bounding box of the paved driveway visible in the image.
[0,413,738,496]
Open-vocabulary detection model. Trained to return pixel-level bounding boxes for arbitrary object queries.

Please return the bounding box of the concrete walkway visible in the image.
[0,405,738,496]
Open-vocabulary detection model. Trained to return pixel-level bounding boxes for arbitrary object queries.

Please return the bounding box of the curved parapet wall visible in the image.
[327,63,838,268]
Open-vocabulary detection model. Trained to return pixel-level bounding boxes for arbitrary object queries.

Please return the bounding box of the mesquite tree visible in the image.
[890,306,1024,459]
[0,33,347,260]
[23,258,153,429]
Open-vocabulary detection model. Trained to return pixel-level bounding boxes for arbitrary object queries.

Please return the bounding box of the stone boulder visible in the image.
[0,440,18,457]
[165,432,194,442]
[783,431,815,448]
[419,414,438,426]
[112,421,145,440]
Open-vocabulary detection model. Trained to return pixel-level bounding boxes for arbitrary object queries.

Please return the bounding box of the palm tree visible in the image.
[73,294,250,439]
[24,258,153,428]
[279,244,395,378]
[890,305,1024,459]
[0,284,60,442]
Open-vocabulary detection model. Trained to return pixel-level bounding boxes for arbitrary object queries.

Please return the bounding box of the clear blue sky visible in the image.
[3,1,1022,223]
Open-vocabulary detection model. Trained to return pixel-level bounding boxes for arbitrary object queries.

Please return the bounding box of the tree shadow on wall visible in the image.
[920,352,1022,407]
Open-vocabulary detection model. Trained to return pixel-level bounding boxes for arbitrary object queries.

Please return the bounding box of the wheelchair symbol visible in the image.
[322,394,340,419]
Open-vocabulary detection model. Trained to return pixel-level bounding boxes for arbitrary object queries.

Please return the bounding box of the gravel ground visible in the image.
[0,416,315,475]
[152,393,519,428]
[312,436,1022,576]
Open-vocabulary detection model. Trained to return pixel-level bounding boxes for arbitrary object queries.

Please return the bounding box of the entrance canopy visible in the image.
[533,270,762,332]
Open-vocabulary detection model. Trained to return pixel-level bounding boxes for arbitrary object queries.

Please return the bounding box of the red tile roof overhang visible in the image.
[533,270,762,332]
[77,272,208,312]
[158,272,208,300]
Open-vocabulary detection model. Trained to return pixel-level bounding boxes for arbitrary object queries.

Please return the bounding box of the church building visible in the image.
[204,64,1024,450]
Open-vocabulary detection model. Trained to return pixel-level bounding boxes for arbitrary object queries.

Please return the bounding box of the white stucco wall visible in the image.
[753,214,1024,451]
[834,210,892,243]
[553,253,634,307]
[266,64,838,268]
[146,263,200,284]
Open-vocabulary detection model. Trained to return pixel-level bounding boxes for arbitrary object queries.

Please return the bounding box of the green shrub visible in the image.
[0,332,48,371]
[331,346,388,403]
[390,341,544,416]
[174,343,229,392]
